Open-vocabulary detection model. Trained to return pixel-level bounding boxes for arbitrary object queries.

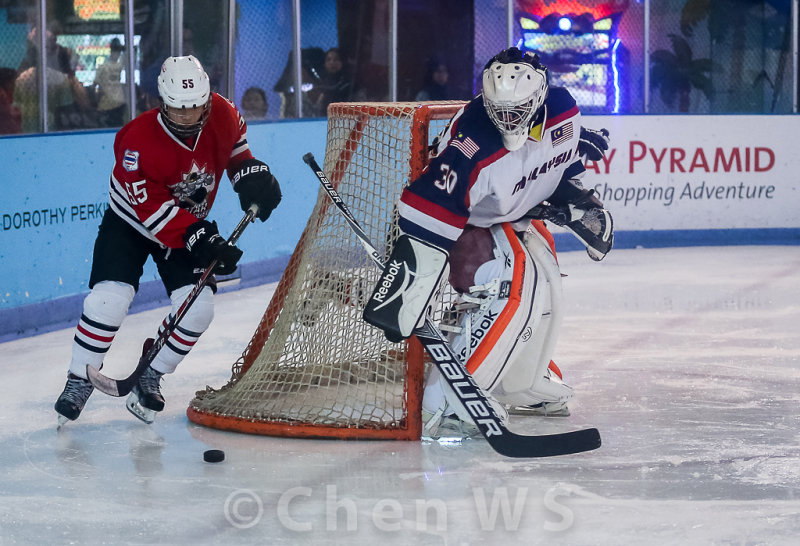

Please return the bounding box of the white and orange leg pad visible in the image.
[492,220,574,413]
[149,284,214,374]
[423,223,542,427]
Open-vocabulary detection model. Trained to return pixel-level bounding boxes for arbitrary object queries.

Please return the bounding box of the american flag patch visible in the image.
[451,137,479,158]
[123,150,139,172]
[551,122,573,147]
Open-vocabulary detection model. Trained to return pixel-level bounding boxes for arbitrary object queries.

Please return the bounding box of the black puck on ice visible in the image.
[203,449,225,463]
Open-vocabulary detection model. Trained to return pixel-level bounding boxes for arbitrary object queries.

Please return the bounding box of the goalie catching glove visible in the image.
[231,158,282,222]
[529,179,614,261]
[363,234,448,342]
[184,220,243,275]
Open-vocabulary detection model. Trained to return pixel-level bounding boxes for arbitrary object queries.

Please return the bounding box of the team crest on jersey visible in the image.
[169,161,216,218]
[551,122,573,147]
[123,150,139,171]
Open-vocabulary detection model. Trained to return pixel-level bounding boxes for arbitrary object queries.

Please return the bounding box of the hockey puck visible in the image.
[203,449,225,463]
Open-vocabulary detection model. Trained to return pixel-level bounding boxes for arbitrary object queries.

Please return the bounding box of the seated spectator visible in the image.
[241,86,269,121]
[93,38,127,127]
[415,58,450,101]
[0,67,22,135]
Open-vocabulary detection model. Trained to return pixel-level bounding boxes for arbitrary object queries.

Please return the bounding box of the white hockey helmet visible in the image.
[482,47,548,151]
[157,55,211,138]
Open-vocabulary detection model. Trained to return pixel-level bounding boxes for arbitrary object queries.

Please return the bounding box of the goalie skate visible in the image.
[421,397,509,442]
[507,401,570,417]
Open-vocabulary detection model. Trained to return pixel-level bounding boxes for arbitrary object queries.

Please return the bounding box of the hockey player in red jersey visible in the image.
[362,47,613,439]
[55,56,281,426]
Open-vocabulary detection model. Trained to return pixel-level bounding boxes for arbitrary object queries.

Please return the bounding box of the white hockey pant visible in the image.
[422,223,572,422]
[70,280,135,378]
[149,284,215,374]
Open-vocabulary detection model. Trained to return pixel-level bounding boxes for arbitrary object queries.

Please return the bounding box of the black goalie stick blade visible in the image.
[303,152,602,458]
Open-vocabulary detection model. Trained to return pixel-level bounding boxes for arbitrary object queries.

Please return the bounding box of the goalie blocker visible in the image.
[363,234,448,342]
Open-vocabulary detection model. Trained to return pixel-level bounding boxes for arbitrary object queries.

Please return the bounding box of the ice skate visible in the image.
[422,407,480,442]
[507,400,570,417]
[421,397,508,442]
[126,365,165,424]
[55,373,95,429]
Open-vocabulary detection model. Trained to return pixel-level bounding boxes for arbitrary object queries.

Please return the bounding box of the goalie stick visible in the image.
[302,152,601,458]
[87,204,260,397]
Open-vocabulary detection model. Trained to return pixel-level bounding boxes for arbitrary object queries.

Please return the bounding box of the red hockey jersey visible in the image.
[108,93,253,248]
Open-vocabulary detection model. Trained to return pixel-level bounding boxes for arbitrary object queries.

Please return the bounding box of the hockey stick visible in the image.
[87,204,260,396]
[303,152,601,458]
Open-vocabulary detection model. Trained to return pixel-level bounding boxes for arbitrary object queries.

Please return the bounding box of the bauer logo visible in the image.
[123,150,139,172]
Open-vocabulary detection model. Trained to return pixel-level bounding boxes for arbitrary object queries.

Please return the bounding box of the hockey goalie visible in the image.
[363,47,614,439]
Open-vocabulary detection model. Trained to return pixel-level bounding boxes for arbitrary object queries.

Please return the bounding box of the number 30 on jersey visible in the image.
[434,163,457,194]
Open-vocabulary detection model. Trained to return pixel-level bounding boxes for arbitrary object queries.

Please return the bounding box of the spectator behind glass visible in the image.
[415,58,450,101]
[93,38,127,127]
[313,48,352,116]
[241,87,268,121]
[0,67,22,135]
[15,24,92,131]
[273,47,325,118]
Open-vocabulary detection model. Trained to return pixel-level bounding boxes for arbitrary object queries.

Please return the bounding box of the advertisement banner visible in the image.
[584,115,796,231]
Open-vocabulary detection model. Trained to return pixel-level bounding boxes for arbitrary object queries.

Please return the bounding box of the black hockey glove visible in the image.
[578,127,610,162]
[183,220,243,275]
[231,158,282,222]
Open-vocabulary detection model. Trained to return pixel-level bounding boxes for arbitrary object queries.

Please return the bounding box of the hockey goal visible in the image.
[187,101,464,440]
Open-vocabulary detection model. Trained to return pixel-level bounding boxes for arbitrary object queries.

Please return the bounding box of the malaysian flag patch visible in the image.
[551,122,573,147]
[123,150,140,172]
[451,137,479,159]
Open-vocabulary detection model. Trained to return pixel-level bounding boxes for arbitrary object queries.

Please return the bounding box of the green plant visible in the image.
[650,34,712,112]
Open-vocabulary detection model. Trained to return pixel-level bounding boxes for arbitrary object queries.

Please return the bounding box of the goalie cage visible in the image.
[187,101,465,440]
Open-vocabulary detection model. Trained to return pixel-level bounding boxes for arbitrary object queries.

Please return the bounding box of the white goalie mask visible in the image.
[482,48,548,151]
[157,55,212,139]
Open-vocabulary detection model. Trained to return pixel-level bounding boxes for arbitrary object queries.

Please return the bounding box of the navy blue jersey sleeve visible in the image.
[397,99,505,250]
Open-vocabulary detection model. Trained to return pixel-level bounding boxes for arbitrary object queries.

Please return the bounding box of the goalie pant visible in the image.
[422,220,574,422]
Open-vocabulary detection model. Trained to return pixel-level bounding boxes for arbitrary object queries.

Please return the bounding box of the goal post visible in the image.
[187,101,465,440]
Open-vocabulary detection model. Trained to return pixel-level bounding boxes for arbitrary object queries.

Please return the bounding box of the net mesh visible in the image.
[187,101,464,439]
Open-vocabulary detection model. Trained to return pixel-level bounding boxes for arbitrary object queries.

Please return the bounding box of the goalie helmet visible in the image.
[482,47,548,151]
[157,55,212,139]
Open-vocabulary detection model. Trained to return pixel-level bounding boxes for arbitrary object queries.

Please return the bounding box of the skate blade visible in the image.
[126,392,157,424]
[56,414,69,430]
[507,405,570,417]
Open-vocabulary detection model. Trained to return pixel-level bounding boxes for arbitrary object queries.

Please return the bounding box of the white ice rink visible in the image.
[2,245,799,545]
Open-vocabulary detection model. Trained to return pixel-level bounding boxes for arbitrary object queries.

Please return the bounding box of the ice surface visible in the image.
[2,246,799,545]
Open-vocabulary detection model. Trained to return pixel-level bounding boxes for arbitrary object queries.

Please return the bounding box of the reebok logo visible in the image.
[459,310,499,358]
[371,259,415,309]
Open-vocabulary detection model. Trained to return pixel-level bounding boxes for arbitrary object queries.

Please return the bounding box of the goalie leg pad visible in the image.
[493,227,573,407]
[363,234,448,341]
[445,224,543,390]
